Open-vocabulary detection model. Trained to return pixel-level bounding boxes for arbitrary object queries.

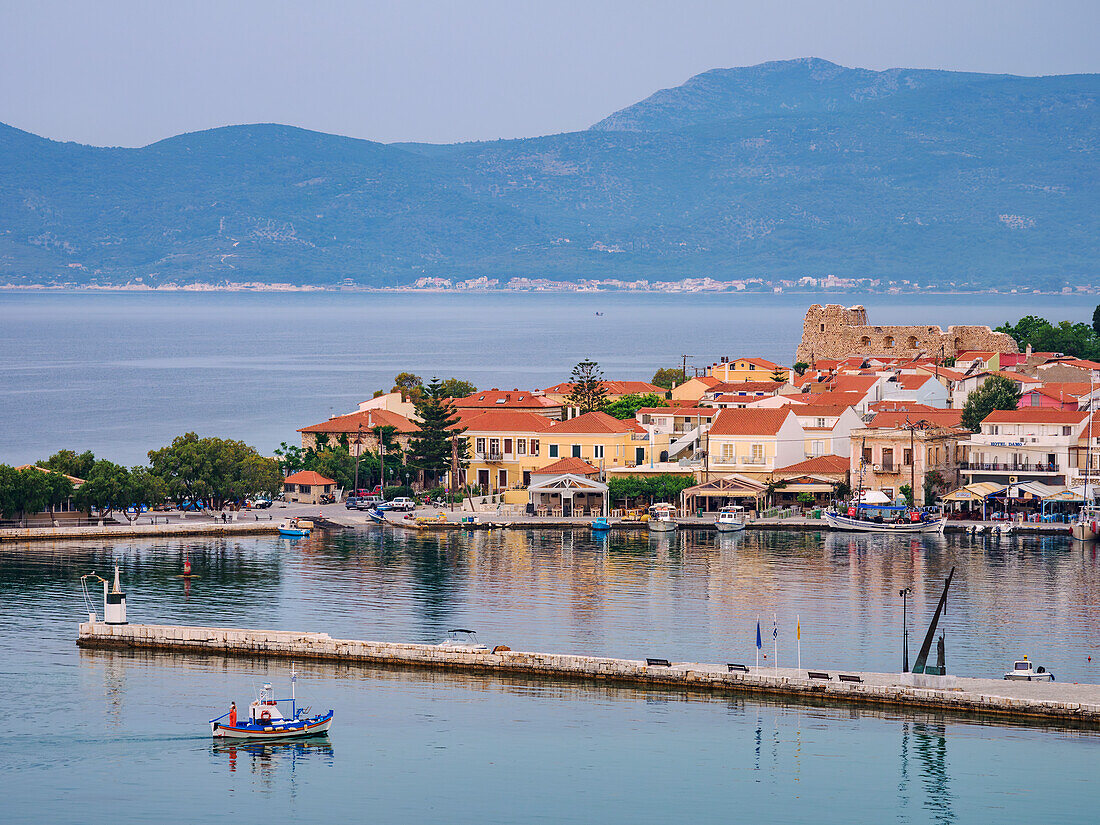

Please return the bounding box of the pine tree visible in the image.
[408,377,467,486]
[566,359,608,413]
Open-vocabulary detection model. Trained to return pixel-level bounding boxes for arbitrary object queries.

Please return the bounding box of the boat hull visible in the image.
[824,512,946,534]
[366,510,386,524]
[1004,673,1054,682]
[277,528,310,537]
[647,521,677,533]
[212,711,333,740]
[715,521,745,532]
[1071,522,1097,541]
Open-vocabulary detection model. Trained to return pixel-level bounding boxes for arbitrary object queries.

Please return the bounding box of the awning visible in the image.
[681,474,767,498]
[940,482,1005,502]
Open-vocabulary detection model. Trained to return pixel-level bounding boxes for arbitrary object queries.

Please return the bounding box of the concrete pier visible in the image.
[0,520,280,543]
[78,621,1100,727]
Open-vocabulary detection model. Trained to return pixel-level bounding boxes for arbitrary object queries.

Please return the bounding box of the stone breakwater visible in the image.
[78,622,1100,727]
[1,521,280,543]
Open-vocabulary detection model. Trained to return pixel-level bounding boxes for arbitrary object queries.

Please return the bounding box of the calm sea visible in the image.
[1,528,1098,824]
[0,290,1086,465]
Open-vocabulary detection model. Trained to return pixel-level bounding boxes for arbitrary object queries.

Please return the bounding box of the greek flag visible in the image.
[773,615,778,640]
[756,621,762,650]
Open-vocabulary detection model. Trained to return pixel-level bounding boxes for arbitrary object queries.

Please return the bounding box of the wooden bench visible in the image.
[838,674,864,684]
[646,658,672,667]
[807,671,831,680]
[727,663,750,673]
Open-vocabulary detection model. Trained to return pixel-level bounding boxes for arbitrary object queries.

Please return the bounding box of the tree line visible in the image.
[996,308,1100,362]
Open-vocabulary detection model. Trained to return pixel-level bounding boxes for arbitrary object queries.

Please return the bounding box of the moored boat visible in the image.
[591,517,611,531]
[1070,505,1100,541]
[715,505,746,533]
[438,629,489,651]
[646,504,677,533]
[277,517,312,537]
[211,670,333,740]
[1003,657,1054,681]
[824,504,946,533]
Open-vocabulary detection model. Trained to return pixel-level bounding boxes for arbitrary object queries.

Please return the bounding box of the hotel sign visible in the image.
[989,441,1025,447]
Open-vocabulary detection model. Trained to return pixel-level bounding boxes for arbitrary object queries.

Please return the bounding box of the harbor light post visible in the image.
[900,587,913,672]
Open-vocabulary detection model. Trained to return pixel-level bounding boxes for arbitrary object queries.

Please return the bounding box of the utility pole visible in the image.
[680,354,692,386]
[909,417,916,506]
[353,422,363,497]
[450,434,459,512]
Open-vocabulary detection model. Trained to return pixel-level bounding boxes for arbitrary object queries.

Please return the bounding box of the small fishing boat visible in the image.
[646,504,677,533]
[591,517,611,531]
[211,669,333,740]
[438,629,489,651]
[824,504,946,534]
[1071,504,1100,541]
[715,505,746,533]
[366,509,386,524]
[1003,657,1054,682]
[277,517,312,537]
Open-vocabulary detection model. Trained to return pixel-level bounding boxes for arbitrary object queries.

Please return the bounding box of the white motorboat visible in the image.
[646,504,677,533]
[438,629,489,651]
[1003,657,1054,681]
[1071,505,1100,541]
[824,504,946,534]
[715,505,746,533]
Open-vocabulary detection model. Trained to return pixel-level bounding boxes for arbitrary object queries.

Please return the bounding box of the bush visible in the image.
[383,485,413,500]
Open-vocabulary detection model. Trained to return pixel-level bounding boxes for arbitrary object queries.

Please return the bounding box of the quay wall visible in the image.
[0,521,280,544]
[78,622,1100,726]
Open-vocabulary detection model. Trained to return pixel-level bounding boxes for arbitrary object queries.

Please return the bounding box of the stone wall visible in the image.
[795,304,1019,364]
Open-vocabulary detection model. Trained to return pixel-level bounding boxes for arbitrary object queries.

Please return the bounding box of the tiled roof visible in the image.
[546,411,636,434]
[15,464,85,484]
[708,408,793,437]
[733,357,781,369]
[457,410,557,433]
[284,471,336,486]
[890,374,936,390]
[798,392,868,407]
[982,409,1088,424]
[1032,382,1093,398]
[299,409,417,434]
[532,457,599,476]
[831,374,880,394]
[773,455,849,476]
[452,389,560,409]
[543,381,663,395]
[992,370,1041,384]
[635,407,717,417]
[792,405,852,417]
[868,410,965,428]
[710,381,784,393]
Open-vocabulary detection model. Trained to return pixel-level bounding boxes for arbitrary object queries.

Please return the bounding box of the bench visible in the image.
[646,658,672,667]
[838,674,864,684]
[727,663,750,673]
[807,671,831,680]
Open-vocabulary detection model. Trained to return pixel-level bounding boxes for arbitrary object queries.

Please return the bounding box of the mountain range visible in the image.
[2,57,1097,288]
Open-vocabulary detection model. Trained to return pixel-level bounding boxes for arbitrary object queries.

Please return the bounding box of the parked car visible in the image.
[356,496,383,510]
[345,497,360,509]
[252,498,273,509]
[390,497,416,512]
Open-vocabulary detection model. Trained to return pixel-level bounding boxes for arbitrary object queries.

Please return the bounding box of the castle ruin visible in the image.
[795,304,1018,364]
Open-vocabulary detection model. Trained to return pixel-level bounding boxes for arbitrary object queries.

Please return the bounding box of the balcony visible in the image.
[476,452,506,463]
[960,461,1060,473]
[873,463,898,474]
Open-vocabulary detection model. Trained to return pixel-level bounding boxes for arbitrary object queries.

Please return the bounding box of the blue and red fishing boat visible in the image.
[210,669,333,740]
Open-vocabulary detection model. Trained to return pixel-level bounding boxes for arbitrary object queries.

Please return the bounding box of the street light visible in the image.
[899,587,913,672]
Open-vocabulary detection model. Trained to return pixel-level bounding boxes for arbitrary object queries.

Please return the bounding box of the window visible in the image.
[862,447,873,464]
[881,488,894,499]
[904,448,913,466]
[882,448,894,470]
[1031,393,1041,407]
[503,438,513,455]
[549,444,558,458]
[594,445,604,459]
[884,336,895,348]
[475,438,486,456]
[571,444,582,458]
[530,439,539,456]
[812,440,824,456]
[722,443,736,461]
[517,439,526,455]
[751,444,764,463]
[1063,426,1073,436]
[816,418,826,428]
[489,438,500,456]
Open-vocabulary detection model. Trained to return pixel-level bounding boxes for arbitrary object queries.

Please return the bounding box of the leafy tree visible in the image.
[996,315,1100,361]
[74,460,132,522]
[924,470,947,506]
[275,442,306,475]
[42,470,75,524]
[792,362,810,376]
[1093,304,1100,337]
[604,393,669,420]
[408,377,468,487]
[148,432,280,509]
[796,492,815,506]
[129,465,167,508]
[0,464,19,519]
[14,467,50,524]
[438,378,477,399]
[961,375,1021,431]
[651,367,684,390]
[314,433,331,450]
[566,360,608,413]
[307,448,357,492]
[392,372,424,402]
[832,481,852,501]
[899,483,915,507]
[40,449,96,480]
[607,474,694,506]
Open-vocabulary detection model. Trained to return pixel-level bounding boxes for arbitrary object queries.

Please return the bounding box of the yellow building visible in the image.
[707,357,789,383]
[458,410,557,492]
[542,411,669,470]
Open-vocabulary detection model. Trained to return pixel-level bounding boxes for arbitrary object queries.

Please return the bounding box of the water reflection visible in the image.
[212,738,334,789]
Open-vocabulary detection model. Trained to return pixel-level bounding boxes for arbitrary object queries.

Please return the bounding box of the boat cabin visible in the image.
[249,683,285,723]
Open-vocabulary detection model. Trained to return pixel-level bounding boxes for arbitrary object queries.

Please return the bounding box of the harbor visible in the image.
[78,619,1100,726]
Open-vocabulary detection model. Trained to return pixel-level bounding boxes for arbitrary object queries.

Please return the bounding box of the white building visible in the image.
[960,409,1088,487]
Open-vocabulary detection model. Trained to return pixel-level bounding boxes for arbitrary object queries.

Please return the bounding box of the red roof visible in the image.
[709,408,794,437]
[831,374,880,394]
[635,407,717,417]
[546,411,637,434]
[981,409,1087,424]
[730,357,781,369]
[868,401,939,413]
[15,464,85,485]
[457,410,556,433]
[452,389,560,410]
[543,380,663,396]
[283,471,336,486]
[890,374,937,390]
[798,392,868,407]
[792,405,852,418]
[299,409,417,434]
[533,457,599,476]
[868,410,965,428]
[773,455,849,476]
[709,381,784,394]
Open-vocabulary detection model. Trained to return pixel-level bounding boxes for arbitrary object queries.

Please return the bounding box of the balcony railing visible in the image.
[475,452,506,462]
[960,461,1060,473]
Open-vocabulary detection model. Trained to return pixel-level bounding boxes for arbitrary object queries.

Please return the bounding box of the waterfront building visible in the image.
[790,404,864,459]
[282,470,337,504]
[542,411,667,471]
[705,408,805,480]
[634,406,715,462]
[959,409,1089,488]
[458,410,556,492]
[299,409,418,454]
[356,391,418,419]
[849,424,967,503]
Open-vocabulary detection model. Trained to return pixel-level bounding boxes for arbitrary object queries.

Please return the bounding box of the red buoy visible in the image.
[183,555,192,577]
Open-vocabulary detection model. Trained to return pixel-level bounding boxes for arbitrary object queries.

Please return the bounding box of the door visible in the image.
[635,447,645,465]
[477,469,489,491]
[498,470,507,490]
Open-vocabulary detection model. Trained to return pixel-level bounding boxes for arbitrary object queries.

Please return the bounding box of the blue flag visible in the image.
[756,621,762,650]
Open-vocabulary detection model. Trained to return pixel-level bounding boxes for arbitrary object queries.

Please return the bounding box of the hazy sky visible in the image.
[2,0,1097,147]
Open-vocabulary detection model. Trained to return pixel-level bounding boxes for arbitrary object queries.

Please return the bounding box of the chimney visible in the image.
[1026,343,1033,357]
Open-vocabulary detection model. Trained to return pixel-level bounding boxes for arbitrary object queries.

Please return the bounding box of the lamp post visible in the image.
[900,587,913,672]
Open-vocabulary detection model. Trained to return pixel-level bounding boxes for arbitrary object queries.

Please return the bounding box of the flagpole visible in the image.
[756,619,761,670]
[797,615,801,671]
[773,613,778,671]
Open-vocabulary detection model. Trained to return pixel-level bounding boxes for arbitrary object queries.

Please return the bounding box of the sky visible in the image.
[1,0,1098,148]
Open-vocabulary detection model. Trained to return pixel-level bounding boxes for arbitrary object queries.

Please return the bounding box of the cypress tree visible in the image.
[566,359,608,413]
[409,377,467,486]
